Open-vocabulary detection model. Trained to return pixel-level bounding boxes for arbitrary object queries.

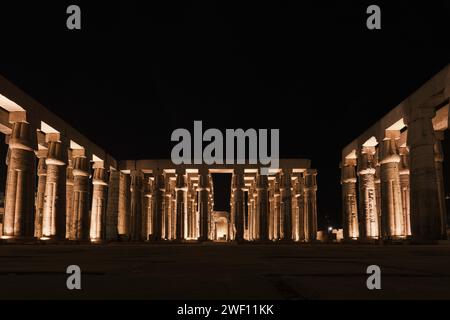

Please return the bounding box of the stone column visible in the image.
[42,137,67,240]
[198,169,210,242]
[144,175,154,240]
[232,169,245,243]
[357,146,379,239]
[34,152,47,239]
[398,146,411,236]
[434,131,447,239]
[256,173,269,242]
[152,172,165,241]
[268,179,275,241]
[90,166,108,242]
[130,170,143,241]
[208,175,214,240]
[163,180,173,240]
[380,131,404,239]
[2,121,36,240]
[280,170,292,241]
[175,170,187,241]
[69,152,90,241]
[294,173,305,242]
[304,169,318,241]
[273,175,281,241]
[117,172,131,240]
[65,153,74,239]
[406,106,442,240]
[374,151,383,238]
[247,187,254,241]
[341,158,359,240]
[106,168,120,241]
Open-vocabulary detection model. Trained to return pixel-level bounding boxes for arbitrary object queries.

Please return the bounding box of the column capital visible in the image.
[175,170,187,190]
[92,167,108,186]
[305,169,317,190]
[398,146,410,175]
[358,146,377,175]
[256,173,268,190]
[46,139,68,166]
[380,137,401,165]
[8,121,37,152]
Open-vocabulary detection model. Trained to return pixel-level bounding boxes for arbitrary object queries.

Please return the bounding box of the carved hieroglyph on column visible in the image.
[341,158,359,240]
[379,132,405,239]
[42,138,67,240]
[90,167,108,242]
[434,131,447,239]
[398,146,411,236]
[34,152,47,239]
[406,106,442,240]
[65,153,74,239]
[304,169,317,241]
[69,152,90,240]
[358,146,379,239]
[3,121,36,239]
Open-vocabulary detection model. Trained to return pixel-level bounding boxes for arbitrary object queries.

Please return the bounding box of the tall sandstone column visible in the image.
[406,106,442,240]
[273,175,281,241]
[294,173,305,242]
[152,172,165,241]
[280,170,292,241]
[358,146,379,239]
[129,170,143,241]
[379,132,404,239]
[34,153,47,239]
[117,172,131,240]
[341,159,359,240]
[65,155,74,239]
[69,152,90,240]
[106,169,120,241]
[175,170,187,241]
[304,169,317,241]
[90,166,108,242]
[256,173,269,242]
[3,121,36,240]
[198,169,210,242]
[232,169,244,243]
[143,175,154,240]
[398,146,411,236]
[434,131,447,239]
[374,151,383,238]
[42,137,67,240]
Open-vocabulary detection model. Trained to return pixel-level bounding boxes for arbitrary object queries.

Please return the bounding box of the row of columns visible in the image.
[342,112,447,241]
[236,169,318,242]
[1,122,318,243]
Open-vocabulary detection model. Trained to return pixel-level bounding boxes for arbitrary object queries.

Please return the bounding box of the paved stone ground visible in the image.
[0,243,449,300]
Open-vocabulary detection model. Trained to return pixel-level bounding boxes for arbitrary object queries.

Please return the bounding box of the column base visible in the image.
[0,236,37,244]
[90,238,106,244]
[118,235,130,242]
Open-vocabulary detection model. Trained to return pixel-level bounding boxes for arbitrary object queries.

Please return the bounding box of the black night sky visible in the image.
[0,1,449,229]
